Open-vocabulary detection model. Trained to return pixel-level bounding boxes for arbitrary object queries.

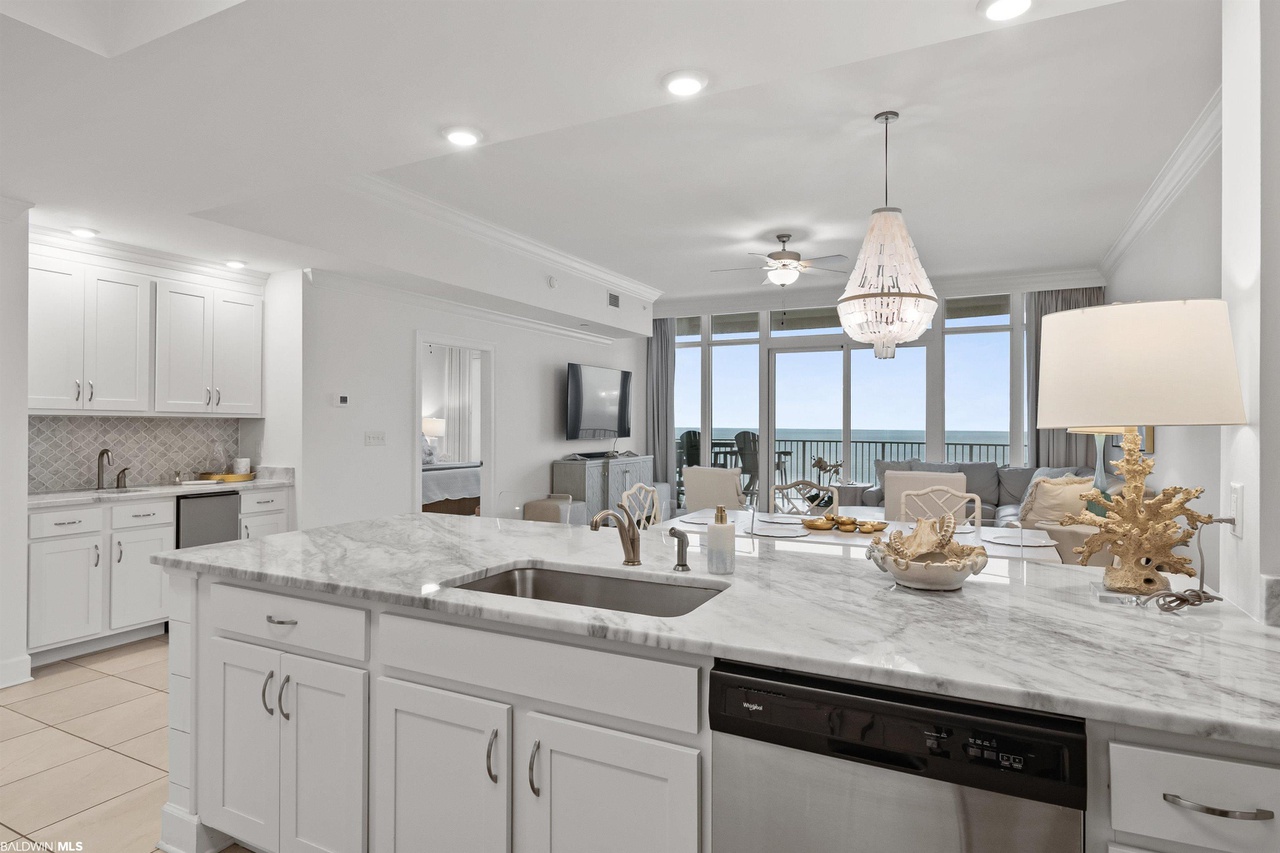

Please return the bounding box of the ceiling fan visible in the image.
[711,234,849,287]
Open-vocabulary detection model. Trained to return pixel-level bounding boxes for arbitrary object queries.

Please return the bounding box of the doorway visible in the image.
[418,340,488,516]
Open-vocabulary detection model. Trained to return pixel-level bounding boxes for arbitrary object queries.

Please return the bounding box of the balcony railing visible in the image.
[675,438,1011,502]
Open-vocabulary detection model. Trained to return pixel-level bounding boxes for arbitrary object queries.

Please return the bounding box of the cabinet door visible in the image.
[243,511,288,541]
[109,525,174,629]
[27,535,103,648]
[155,280,214,413]
[212,289,263,415]
[373,678,511,853]
[202,637,281,851]
[84,269,151,412]
[280,655,368,853]
[28,257,85,410]
[519,713,699,853]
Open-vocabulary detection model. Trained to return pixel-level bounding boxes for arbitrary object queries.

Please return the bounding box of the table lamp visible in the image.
[422,417,446,448]
[1037,300,1246,595]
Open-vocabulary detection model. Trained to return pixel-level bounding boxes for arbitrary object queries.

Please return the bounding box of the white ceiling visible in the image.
[1,0,1220,322]
[0,0,244,58]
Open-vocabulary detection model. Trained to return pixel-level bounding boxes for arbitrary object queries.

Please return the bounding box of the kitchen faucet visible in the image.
[96,448,114,490]
[590,503,641,566]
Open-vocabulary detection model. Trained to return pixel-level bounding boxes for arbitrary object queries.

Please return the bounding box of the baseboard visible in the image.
[0,653,33,689]
[30,623,166,668]
[159,804,232,853]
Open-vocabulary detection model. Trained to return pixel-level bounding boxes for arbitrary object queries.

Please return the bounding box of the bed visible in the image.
[421,461,482,506]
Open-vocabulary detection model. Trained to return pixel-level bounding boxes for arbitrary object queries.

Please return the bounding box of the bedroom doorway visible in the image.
[418,339,490,516]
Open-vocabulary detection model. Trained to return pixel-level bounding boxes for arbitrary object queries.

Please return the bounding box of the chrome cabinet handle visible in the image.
[205,387,211,405]
[87,380,93,401]
[261,670,275,715]
[74,379,81,401]
[93,544,99,567]
[278,674,291,720]
[528,739,541,797]
[244,524,250,539]
[1164,793,1274,821]
[116,541,123,563]
[53,520,82,527]
[215,388,221,406]
[266,615,297,626]
[255,499,275,505]
[486,729,499,783]
[131,512,156,519]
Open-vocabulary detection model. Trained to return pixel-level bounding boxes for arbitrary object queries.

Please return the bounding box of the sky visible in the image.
[674,332,1012,435]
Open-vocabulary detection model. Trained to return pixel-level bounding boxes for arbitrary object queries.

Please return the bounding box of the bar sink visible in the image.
[454,565,724,618]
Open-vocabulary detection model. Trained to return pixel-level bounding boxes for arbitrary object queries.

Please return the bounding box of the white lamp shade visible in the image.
[767,267,801,286]
[837,208,938,358]
[1037,300,1246,429]
[421,417,447,437]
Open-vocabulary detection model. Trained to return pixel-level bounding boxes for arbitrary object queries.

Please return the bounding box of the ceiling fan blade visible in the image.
[799,266,851,275]
[801,254,849,266]
[711,266,769,273]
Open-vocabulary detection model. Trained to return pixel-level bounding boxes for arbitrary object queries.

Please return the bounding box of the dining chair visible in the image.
[883,471,967,522]
[682,466,747,513]
[621,482,661,530]
[769,480,837,516]
[899,485,983,532]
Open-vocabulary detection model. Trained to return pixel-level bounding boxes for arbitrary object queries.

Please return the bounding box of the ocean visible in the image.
[676,428,1010,445]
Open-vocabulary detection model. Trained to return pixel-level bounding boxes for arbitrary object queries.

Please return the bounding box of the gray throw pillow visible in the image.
[957,461,1000,506]
[874,459,916,487]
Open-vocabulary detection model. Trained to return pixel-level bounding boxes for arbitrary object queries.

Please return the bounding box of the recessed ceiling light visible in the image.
[977,0,1031,21]
[663,71,708,97]
[69,227,98,238]
[225,260,246,269]
[444,127,482,147]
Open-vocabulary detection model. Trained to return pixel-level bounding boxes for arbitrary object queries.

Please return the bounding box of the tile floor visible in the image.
[0,635,250,853]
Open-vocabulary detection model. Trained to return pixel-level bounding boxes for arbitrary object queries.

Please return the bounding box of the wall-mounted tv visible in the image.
[566,363,632,441]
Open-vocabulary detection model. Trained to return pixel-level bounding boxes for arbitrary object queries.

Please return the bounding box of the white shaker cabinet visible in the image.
[518,712,699,853]
[155,280,216,413]
[211,289,264,415]
[243,513,288,541]
[28,257,86,410]
[109,525,174,630]
[373,678,512,853]
[203,637,368,853]
[84,269,151,412]
[28,534,104,648]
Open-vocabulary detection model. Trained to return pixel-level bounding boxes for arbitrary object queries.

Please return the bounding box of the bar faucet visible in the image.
[115,467,130,490]
[96,448,114,490]
[667,527,691,572]
[590,503,641,566]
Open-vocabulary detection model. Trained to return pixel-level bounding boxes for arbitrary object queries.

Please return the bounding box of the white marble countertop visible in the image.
[29,478,293,509]
[153,513,1280,749]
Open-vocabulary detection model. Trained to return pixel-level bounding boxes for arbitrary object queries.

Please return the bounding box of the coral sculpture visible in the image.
[1061,431,1215,594]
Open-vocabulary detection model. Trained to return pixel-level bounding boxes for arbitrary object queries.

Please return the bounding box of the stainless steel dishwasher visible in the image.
[176,491,240,547]
[710,662,1087,853]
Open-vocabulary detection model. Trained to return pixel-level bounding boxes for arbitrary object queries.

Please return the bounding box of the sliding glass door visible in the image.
[770,347,848,504]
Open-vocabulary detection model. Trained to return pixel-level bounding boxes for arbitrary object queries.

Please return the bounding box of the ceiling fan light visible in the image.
[767,267,800,286]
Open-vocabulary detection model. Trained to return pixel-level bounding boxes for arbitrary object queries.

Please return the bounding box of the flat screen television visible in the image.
[566,363,632,441]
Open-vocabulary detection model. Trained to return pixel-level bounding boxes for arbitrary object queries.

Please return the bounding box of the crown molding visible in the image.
[309,269,616,346]
[341,174,663,304]
[933,267,1108,299]
[1101,87,1222,278]
[28,225,270,285]
[0,196,34,225]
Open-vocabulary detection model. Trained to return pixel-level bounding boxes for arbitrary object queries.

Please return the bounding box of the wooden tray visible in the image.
[198,472,255,483]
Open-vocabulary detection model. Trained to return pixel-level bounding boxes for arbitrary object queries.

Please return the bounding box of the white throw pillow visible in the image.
[1019,476,1093,527]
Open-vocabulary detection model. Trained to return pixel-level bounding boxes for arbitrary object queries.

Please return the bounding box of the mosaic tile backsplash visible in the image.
[29,416,240,493]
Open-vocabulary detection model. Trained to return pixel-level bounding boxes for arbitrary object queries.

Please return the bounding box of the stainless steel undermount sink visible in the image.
[454,565,724,618]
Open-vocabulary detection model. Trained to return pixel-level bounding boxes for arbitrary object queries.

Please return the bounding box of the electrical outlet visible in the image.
[1229,483,1243,538]
[364,431,385,447]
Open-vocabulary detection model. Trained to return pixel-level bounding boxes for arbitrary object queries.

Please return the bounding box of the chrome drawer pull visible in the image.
[117,541,123,563]
[75,379,81,401]
[261,670,275,715]
[87,380,93,402]
[256,499,275,505]
[528,739,541,797]
[486,729,499,783]
[278,674,291,720]
[131,512,156,518]
[53,520,82,526]
[1163,793,1275,821]
[266,615,297,626]
[93,544,99,567]
[205,387,211,405]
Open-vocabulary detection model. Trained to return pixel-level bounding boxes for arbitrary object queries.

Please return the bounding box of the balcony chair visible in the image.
[682,466,747,513]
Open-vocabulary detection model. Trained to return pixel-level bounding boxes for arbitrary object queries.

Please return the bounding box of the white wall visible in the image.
[1259,0,1279,624]
[297,272,648,530]
[1219,0,1263,618]
[1107,151,1224,585]
[420,345,448,420]
[0,199,32,687]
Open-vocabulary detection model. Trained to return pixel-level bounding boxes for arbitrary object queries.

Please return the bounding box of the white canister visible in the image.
[231,458,252,475]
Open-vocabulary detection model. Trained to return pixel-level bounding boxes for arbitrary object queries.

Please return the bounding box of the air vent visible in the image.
[607,292,621,308]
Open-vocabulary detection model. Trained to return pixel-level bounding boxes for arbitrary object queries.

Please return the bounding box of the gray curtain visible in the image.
[646,318,677,487]
[1025,286,1106,468]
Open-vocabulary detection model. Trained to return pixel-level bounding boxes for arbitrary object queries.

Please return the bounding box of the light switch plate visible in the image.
[364,431,385,447]
[1229,483,1243,538]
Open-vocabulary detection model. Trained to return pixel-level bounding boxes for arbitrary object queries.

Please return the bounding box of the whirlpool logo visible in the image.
[742,701,764,712]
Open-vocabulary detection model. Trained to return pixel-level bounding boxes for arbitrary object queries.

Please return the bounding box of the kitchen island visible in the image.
[153,512,1280,853]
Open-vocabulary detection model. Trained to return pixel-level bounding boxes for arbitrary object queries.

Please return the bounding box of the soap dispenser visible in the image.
[708,504,736,575]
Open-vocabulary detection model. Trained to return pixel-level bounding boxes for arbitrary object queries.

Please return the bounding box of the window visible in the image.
[769,306,842,337]
[849,346,926,484]
[944,296,1012,465]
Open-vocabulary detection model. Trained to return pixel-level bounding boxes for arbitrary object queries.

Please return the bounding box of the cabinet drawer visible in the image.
[1110,742,1280,853]
[209,583,368,661]
[29,507,104,539]
[111,500,175,529]
[381,615,700,733]
[240,490,287,515]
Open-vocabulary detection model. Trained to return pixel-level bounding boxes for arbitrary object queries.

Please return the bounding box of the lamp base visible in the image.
[1103,561,1172,595]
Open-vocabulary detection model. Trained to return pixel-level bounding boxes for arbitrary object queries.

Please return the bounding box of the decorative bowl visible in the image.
[866,542,988,591]
[801,516,837,530]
